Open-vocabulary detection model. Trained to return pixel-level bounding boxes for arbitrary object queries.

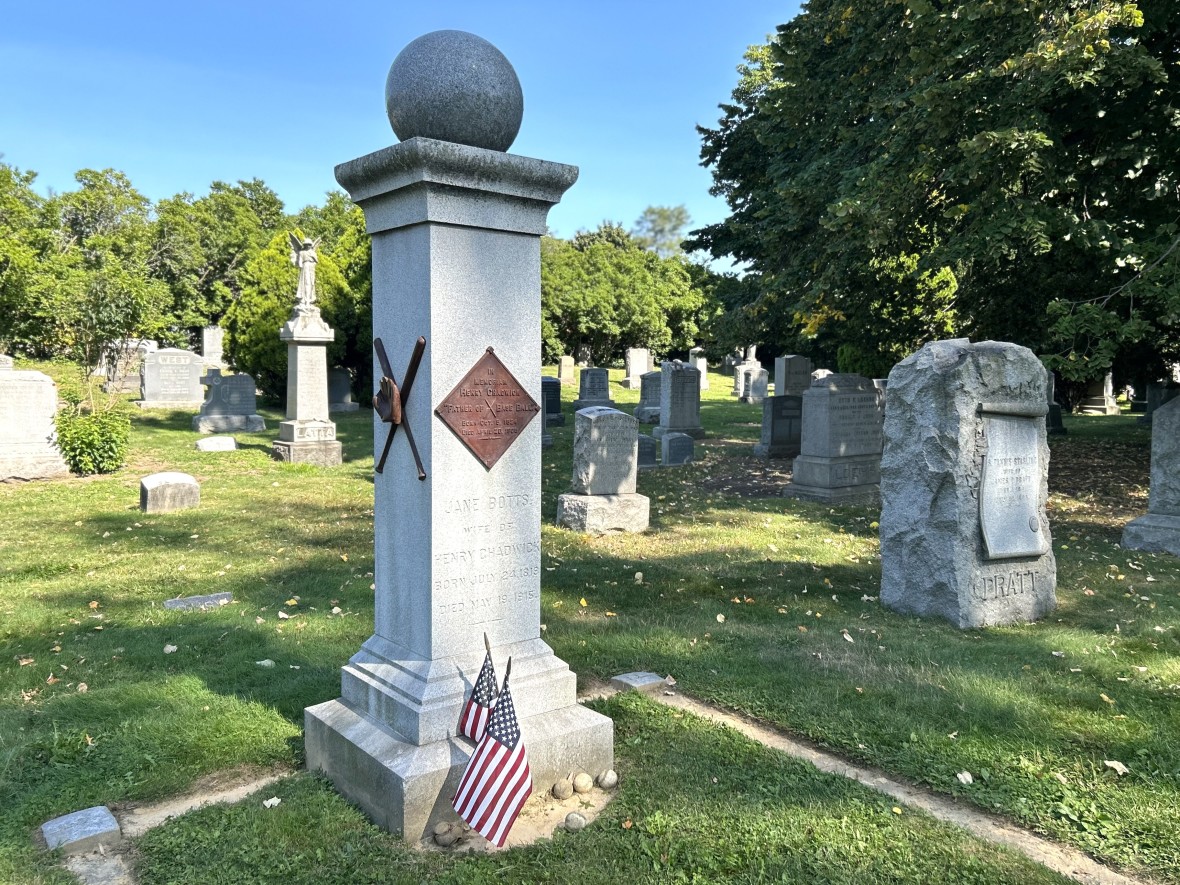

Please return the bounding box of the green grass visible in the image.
[0,361,1175,883]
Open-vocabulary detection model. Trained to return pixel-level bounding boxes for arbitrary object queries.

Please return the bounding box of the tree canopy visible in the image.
[690,0,1180,384]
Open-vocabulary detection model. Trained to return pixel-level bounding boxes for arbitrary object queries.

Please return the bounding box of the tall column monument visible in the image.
[304,30,613,841]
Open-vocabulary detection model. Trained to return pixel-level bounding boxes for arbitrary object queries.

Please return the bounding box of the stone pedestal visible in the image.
[1124,397,1180,555]
[1079,372,1119,415]
[272,310,342,466]
[310,109,611,840]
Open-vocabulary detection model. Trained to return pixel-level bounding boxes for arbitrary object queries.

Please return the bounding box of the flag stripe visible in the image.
[475,754,530,841]
[470,747,527,830]
[453,742,510,815]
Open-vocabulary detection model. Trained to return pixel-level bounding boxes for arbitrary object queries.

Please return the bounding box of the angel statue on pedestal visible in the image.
[289,233,322,314]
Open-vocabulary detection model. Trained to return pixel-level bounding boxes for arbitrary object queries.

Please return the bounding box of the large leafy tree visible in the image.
[691,0,1180,382]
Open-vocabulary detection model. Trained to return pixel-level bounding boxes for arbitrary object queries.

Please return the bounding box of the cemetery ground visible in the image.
[1,365,1176,885]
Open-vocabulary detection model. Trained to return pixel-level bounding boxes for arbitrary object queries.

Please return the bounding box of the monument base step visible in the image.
[0,454,69,482]
[556,493,649,534]
[304,698,613,843]
[652,425,705,439]
[753,443,799,459]
[572,399,615,412]
[1122,513,1180,556]
[782,482,880,506]
[134,400,203,410]
[193,414,266,433]
[634,407,660,424]
[272,439,343,466]
[329,402,361,413]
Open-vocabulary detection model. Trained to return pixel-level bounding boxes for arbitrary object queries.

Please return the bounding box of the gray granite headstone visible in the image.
[688,347,709,390]
[195,435,237,452]
[1138,382,1180,426]
[0,370,68,481]
[193,370,265,433]
[1123,397,1180,555]
[880,339,1057,628]
[783,374,883,504]
[140,472,200,513]
[622,348,650,389]
[637,433,658,470]
[573,367,614,410]
[139,348,204,408]
[41,805,122,855]
[661,432,694,467]
[754,395,802,459]
[201,325,224,367]
[742,367,769,404]
[634,370,662,424]
[542,375,565,426]
[558,354,576,385]
[329,368,360,412]
[1079,371,1119,415]
[654,361,704,439]
[775,355,813,396]
[557,407,649,532]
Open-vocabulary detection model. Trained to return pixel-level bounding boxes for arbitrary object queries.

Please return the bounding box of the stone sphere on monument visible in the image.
[385,30,524,152]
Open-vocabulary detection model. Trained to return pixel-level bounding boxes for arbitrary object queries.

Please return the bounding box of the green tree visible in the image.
[631,205,692,258]
[692,0,1180,382]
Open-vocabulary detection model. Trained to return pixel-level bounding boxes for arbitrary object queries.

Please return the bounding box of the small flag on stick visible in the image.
[452,657,532,847]
[458,633,497,742]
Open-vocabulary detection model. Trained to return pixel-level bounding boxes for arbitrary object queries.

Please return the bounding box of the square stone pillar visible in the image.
[272,310,342,466]
[305,136,613,841]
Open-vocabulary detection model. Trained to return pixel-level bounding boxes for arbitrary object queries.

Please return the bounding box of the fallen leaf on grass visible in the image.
[842,630,854,643]
[956,771,973,785]
[76,683,88,693]
[163,645,177,654]
[1100,693,1116,705]
[46,674,59,685]
[621,819,633,829]
[256,659,276,668]
[17,657,34,666]
[634,572,643,584]
[262,797,281,808]
[278,611,290,620]
[604,611,617,617]
[1104,760,1130,776]
[716,614,726,623]
[579,598,588,607]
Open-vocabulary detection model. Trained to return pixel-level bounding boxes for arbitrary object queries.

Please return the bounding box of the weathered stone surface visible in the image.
[597,769,618,789]
[634,370,662,424]
[654,361,704,439]
[163,591,233,611]
[201,325,224,366]
[1079,371,1119,415]
[661,432,694,467]
[570,407,637,495]
[195,435,237,452]
[385,30,523,152]
[610,671,664,693]
[742,367,769,404]
[139,348,204,408]
[572,367,614,411]
[140,472,200,513]
[688,348,709,390]
[754,395,802,459]
[775,355,813,396]
[272,438,343,466]
[1124,397,1180,554]
[637,434,658,470]
[41,805,122,855]
[0,370,68,482]
[555,492,650,533]
[329,368,360,412]
[541,376,565,426]
[194,370,265,433]
[880,339,1057,628]
[552,779,573,800]
[558,355,575,385]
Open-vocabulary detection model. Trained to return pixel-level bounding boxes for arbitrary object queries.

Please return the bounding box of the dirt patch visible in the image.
[696,447,793,499]
[1049,439,1150,522]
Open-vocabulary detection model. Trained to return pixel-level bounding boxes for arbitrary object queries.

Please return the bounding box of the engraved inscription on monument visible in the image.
[979,411,1048,559]
[435,347,541,469]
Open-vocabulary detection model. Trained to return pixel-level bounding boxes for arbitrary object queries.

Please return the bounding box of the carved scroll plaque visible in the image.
[435,347,541,470]
[979,403,1050,560]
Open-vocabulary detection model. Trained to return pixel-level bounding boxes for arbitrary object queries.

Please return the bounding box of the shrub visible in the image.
[55,406,131,475]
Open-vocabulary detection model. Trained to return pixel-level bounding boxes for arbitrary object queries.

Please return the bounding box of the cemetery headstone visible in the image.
[201,325,225,367]
[558,354,576,384]
[622,348,650,389]
[754,395,803,459]
[783,373,883,504]
[1123,396,1180,555]
[879,339,1057,628]
[272,235,342,466]
[654,361,704,439]
[742,367,769,404]
[541,378,555,448]
[329,368,360,412]
[541,376,565,426]
[1046,370,1066,435]
[637,433,658,470]
[688,347,709,390]
[557,407,649,532]
[306,32,612,842]
[634,370,662,424]
[661,432,694,467]
[1078,371,1119,415]
[1138,382,1180,426]
[195,435,237,452]
[138,348,204,408]
[572,366,614,410]
[104,339,155,393]
[193,369,265,433]
[0,370,68,481]
[139,472,200,513]
[775,355,813,397]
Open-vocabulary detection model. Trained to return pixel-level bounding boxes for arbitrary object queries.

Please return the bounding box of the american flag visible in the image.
[458,648,497,741]
[452,665,532,847]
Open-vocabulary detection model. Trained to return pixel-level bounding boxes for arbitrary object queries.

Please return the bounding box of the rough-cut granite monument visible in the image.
[305,30,612,842]
[138,348,204,408]
[0,370,68,481]
[653,361,704,439]
[1123,397,1180,555]
[272,234,342,466]
[879,339,1057,627]
[783,374,883,504]
[742,367,769,405]
[572,367,614,411]
[557,355,575,385]
[556,407,649,533]
[193,369,265,433]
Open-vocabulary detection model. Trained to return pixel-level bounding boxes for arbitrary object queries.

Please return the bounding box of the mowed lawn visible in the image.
[0,363,1175,884]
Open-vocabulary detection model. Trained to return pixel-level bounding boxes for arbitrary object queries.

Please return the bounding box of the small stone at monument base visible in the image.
[195,435,238,452]
[555,493,650,534]
[597,769,618,789]
[572,772,593,794]
[272,439,343,467]
[41,805,122,855]
[610,671,665,693]
[140,472,200,513]
[1123,514,1180,556]
[565,812,587,832]
[432,822,461,847]
[193,415,265,434]
[552,779,574,800]
[163,592,233,611]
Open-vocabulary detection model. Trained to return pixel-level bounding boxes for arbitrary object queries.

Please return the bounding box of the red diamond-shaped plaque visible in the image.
[435,347,541,470]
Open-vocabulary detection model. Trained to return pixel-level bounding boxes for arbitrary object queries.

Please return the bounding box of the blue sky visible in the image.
[0,1,797,242]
